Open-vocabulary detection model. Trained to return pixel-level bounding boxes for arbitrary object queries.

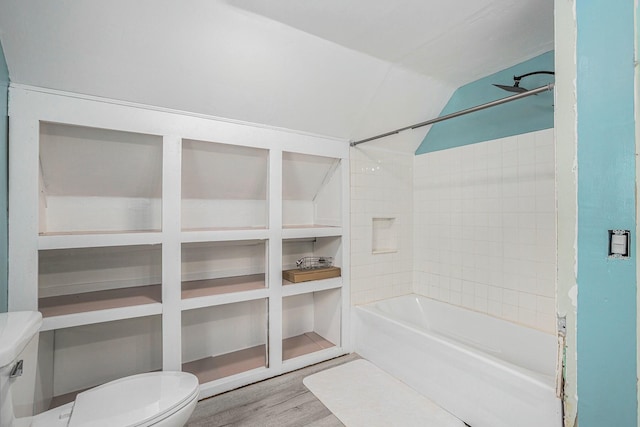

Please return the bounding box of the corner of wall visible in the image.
[0,39,8,313]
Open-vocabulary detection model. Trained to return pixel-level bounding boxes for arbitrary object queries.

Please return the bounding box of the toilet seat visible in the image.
[67,372,199,427]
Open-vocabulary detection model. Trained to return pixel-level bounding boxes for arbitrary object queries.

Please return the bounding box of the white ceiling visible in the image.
[0,0,553,148]
[225,0,554,85]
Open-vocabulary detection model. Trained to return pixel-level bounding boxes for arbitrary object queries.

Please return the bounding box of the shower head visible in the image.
[493,83,529,93]
[493,71,555,94]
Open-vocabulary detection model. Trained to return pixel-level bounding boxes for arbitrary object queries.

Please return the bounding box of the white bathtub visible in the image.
[353,294,562,427]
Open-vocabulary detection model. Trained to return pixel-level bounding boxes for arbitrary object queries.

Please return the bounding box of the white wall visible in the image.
[413,129,556,333]
[350,146,413,305]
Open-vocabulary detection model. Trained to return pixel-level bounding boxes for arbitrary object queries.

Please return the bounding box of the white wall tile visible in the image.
[351,130,556,333]
[413,129,556,333]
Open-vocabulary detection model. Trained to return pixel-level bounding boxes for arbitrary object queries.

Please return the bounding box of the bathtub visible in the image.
[352,294,562,427]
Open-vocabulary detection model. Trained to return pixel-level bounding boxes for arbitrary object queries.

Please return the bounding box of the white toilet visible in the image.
[0,311,200,427]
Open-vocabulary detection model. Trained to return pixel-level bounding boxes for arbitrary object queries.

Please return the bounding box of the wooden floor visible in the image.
[186,353,360,427]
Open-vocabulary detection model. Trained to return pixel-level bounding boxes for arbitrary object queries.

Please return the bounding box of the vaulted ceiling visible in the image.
[0,0,553,147]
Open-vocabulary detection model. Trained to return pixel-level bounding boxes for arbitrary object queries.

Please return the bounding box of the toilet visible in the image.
[0,311,200,427]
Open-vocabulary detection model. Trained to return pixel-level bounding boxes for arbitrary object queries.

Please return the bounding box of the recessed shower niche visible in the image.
[39,122,163,235]
[372,217,398,254]
[182,140,268,231]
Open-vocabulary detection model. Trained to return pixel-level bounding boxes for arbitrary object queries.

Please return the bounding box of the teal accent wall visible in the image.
[576,1,637,426]
[0,42,7,313]
[415,51,554,155]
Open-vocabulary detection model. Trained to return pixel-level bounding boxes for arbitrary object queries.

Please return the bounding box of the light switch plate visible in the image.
[608,229,630,258]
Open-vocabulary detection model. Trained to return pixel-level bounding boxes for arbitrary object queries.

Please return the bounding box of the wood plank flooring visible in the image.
[186,353,360,427]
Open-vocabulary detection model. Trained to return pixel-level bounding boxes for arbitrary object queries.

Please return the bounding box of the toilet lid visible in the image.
[68,371,199,427]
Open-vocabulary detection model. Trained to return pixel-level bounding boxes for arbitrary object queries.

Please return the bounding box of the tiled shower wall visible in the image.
[413,129,556,333]
[350,147,413,305]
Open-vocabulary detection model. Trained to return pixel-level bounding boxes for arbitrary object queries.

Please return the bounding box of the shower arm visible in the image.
[512,71,555,86]
[350,82,555,147]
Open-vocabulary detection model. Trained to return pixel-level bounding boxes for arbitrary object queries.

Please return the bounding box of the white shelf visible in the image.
[282,332,336,361]
[182,274,265,298]
[181,228,268,243]
[38,231,163,250]
[181,288,270,311]
[282,226,343,239]
[183,345,267,384]
[40,302,163,331]
[282,277,342,297]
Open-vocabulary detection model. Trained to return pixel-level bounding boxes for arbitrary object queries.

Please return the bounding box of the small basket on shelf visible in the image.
[295,256,334,270]
[283,256,341,283]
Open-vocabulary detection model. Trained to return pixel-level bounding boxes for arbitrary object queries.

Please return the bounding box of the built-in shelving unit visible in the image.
[8,86,350,404]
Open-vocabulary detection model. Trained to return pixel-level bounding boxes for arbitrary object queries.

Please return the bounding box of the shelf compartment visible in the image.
[282,152,342,228]
[38,244,162,323]
[39,122,163,235]
[182,240,267,300]
[38,315,163,409]
[282,332,336,361]
[283,236,342,272]
[182,299,268,384]
[182,139,268,230]
[282,288,341,362]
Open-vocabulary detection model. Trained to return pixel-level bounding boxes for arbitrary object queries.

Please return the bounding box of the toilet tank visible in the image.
[0,311,43,426]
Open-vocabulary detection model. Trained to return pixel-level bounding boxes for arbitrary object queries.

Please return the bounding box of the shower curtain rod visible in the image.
[350,83,555,147]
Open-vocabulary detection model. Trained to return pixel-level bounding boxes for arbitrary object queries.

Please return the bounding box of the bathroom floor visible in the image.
[186,354,359,426]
